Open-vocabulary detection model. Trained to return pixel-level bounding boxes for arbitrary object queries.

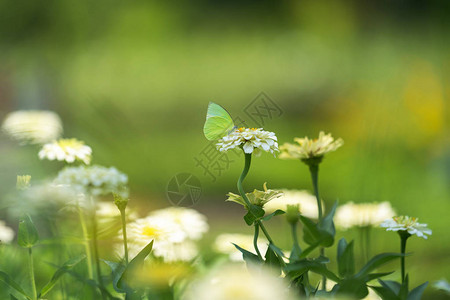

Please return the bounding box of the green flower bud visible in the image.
[286,204,300,225]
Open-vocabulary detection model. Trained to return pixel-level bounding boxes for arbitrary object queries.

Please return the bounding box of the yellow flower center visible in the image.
[142,225,161,237]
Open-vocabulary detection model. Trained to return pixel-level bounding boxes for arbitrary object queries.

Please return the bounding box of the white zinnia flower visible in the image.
[124,215,193,261]
[213,233,268,262]
[1,110,62,145]
[0,220,14,244]
[263,189,323,219]
[39,138,92,164]
[54,165,128,197]
[216,127,278,156]
[335,202,396,229]
[148,207,209,241]
[184,264,295,300]
[280,131,343,160]
[380,216,432,239]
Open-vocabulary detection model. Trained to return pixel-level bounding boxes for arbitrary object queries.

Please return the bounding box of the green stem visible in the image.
[400,232,409,284]
[253,223,263,260]
[28,248,37,300]
[237,153,253,209]
[291,223,301,251]
[308,163,326,290]
[365,226,371,262]
[78,206,94,279]
[91,206,106,299]
[120,209,129,265]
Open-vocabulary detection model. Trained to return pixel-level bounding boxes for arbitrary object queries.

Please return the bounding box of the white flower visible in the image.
[226,183,283,209]
[335,202,396,229]
[263,189,323,219]
[184,264,295,300]
[214,233,268,262]
[280,131,343,160]
[380,216,432,239]
[1,110,62,145]
[39,138,92,164]
[216,127,278,156]
[0,220,14,243]
[148,207,209,241]
[54,165,128,197]
[124,215,194,261]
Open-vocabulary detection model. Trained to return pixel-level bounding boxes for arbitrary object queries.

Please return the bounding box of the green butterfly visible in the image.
[203,102,235,141]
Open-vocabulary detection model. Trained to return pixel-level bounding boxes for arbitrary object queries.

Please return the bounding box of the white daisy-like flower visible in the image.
[148,207,209,241]
[38,138,92,164]
[54,165,128,197]
[280,131,343,160]
[124,215,191,261]
[216,127,278,156]
[335,202,396,229]
[380,216,432,239]
[213,233,268,262]
[1,110,63,145]
[263,189,323,219]
[0,220,14,244]
[184,264,295,300]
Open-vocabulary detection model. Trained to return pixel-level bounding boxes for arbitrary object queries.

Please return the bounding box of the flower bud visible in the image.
[286,204,300,225]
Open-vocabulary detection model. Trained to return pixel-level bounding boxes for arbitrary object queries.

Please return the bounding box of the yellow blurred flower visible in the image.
[280,131,343,161]
[335,202,396,229]
[39,138,92,164]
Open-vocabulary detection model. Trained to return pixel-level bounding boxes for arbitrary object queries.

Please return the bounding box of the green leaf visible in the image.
[337,238,355,278]
[262,209,285,221]
[407,281,428,300]
[103,260,126,293]
[243,205,265,225]
[39,255,86,297]
[287,258,340,282]
[355,253,403,278]
[233,244,262,264]
[318,201,337,236]
[379,279,402,295]
[334,278,368,299]
[299,241,321,259]
[0,271,32,300]
[289,243,302,262]
[10,294,18,300]
[399,275,409,299]
[119,240,154,290]
[370,285,400,300]
[17,214,39,248]
[300,216,334,247]
[362,272,394,283]
[264,243,281,274]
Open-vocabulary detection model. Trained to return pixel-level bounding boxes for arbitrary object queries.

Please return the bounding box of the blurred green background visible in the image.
[0,0,449,297]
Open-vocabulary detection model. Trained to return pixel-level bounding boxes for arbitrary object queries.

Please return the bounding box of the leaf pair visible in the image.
[301,201,337,247]
[371,276,428,300]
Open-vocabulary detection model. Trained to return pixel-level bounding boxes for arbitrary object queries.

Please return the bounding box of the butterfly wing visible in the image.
[203,102,235,140]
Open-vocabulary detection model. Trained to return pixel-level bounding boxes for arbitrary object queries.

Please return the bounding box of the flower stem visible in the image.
[78,206,94,279]
[237,153,253,209]
[28,248,37,300]
[291,223,301,251]
[365,226,371,262]
[308,163,326,290]
[120,209,129,265]
[89,196,106,300]
[399,231,410,284]
[253,223,263,260]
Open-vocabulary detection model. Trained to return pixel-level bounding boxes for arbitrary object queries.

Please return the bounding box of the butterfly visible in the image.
[203,102,236,141]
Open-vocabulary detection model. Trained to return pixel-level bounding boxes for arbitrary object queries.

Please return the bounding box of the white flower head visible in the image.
[280,131,343,160]
[216,127,278,156]
[1,110,62,145]
[213,233,268,262]
[263,189,323,219]
[226,183,283,209]
[380,216,432,239]
[124,215,196,262]
[335,202,396,229]
[54,165,128,197]
[184,264,295,300]
[39,138,92,164]
[148,207,209,241]
[0,220,14,244]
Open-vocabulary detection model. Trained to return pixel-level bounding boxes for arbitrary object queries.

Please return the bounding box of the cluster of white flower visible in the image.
[0,220,14,244]
[335,202,396,229]
[216,127,278,156]
[124,207,208,262]
[380,216,432,239]
[1,110,63,145]
[280,131,343,160]
[214,233,268,262]
[184,264,295,300]
[54,165,128,197]
[263,189,323,219]
[39,138,92,164]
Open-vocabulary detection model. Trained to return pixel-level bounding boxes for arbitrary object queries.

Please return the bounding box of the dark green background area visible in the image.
[0,0,449,298]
